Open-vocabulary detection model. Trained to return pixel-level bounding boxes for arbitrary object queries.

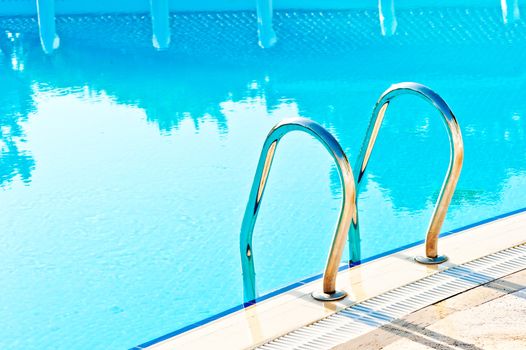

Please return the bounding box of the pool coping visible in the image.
[261,244,526,349]
[133,206,526,349]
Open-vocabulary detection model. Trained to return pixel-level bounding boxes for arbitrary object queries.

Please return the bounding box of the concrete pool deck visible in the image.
[143,211,526,350]
[335,269,526,350]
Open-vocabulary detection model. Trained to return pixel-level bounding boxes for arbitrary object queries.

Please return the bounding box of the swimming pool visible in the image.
[1,2,526,349]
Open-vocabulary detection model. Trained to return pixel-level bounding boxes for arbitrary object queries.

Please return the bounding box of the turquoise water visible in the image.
[1,5,526,349]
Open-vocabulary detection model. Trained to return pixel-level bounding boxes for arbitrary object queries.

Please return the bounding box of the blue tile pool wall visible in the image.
[1,6,526,350]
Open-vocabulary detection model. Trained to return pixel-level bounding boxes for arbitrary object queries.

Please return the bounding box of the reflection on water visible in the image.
[501,0,521,24]
[379,0,397,36]
[0,34,35,187]
[0,6,526,350]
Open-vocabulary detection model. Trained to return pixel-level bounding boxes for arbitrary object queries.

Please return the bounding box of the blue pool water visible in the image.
[1,4,526,349]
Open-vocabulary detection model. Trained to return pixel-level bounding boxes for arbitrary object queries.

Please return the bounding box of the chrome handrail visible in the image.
[240,117,357,302]
[351,82,464,264]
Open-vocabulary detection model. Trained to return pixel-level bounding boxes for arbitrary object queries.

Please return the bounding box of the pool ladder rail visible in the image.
[352,82,464,264]
[239,82,464,302]
[239,118,357,302]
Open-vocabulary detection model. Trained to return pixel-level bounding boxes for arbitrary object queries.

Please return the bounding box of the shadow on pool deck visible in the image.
[334,269,526,350]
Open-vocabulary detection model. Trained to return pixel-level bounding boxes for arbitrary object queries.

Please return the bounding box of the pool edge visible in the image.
[133,206,526,349]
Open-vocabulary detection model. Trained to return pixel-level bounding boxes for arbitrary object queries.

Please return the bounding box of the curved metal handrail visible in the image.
[351,82,464,264]
[240,117,357,302]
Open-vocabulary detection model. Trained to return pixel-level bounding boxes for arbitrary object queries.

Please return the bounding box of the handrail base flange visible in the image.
[311,290,347,302]
[414,255,448,265]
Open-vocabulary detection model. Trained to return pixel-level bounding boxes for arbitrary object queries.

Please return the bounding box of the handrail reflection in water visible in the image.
[351,82,464,264]
[36,0,59,54]
[240,117,356,302]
